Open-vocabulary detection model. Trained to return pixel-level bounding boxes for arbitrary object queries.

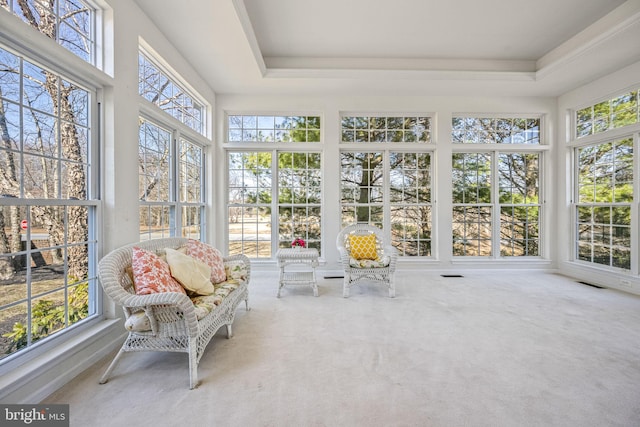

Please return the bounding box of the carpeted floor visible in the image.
[44,270,640,427]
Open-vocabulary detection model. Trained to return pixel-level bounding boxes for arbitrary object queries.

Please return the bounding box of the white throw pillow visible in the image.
[165,247,214,296]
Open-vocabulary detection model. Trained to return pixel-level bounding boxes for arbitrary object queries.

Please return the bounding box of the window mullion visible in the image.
[492,151,500,258]
[272,149,279,257]
[632,133,640,274]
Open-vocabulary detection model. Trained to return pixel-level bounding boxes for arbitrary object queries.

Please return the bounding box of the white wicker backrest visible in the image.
[98,237,190,303]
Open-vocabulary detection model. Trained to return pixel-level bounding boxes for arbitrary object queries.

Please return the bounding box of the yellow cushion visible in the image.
[165,248,214,296]
[348,234,378,260]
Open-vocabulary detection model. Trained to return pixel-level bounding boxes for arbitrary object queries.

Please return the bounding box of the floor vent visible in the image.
[441,274,464,278]
[578,281,604,289]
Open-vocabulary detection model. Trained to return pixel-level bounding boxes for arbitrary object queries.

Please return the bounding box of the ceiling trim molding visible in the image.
[536,0,640,80]
[231,0,267,77]
[232,0,640,87]
[263,66,536,82]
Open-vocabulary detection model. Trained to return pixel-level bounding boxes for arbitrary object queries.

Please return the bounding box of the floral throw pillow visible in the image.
[186,239,227,284]
[131,246,186,295]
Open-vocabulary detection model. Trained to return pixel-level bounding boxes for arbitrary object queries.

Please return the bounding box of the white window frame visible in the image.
[225,112,324,260]
[339,113,435,257]
[451,114,547,259]
[569,127,639,274]
[0,39,102,366]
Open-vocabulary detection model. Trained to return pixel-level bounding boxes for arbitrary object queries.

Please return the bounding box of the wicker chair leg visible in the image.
[188,342,198,389]
[343,277,350,298]
[226,323,233,339]
[389,274,396,298]
[99,347,125,384]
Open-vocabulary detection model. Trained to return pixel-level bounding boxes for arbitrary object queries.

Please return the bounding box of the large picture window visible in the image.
[452,116,542,258]
[0,45,98,360]
[226,113,323,258]
[339,114,434,257]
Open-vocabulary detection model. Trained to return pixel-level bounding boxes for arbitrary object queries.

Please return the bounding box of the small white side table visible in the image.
[276,247,319,297]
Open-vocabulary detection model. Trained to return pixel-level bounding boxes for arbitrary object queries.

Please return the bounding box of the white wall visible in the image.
[217,94,558,273]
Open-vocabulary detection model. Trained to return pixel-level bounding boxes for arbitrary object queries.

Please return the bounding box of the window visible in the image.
[277,152,322,250]
[452,116,542,257]
[452,117,540,144]
[226,113,323,259]
[138,52,205,136]
[576,90,639,139]
[227,150,323,258]
[227,151,273,258]
[575,138,633,269]
[340,115,433,256]
[228,115,321,142]
[137,48,207,241]
[452,153,493,256]
[2,0,96,64]
[138,118,205,240]
[341,151,384,227]
[341,115,431,143]
[0,45,98,360]
[138,118,172,239]
[178,138,204,240]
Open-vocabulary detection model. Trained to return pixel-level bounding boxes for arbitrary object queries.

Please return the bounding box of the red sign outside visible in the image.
[20,219,28,230]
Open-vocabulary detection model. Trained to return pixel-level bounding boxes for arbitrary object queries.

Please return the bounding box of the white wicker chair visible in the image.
[97,237,250,389]
[336,224,398,298]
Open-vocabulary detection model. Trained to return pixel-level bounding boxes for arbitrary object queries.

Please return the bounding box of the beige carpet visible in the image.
[44,270,640,427]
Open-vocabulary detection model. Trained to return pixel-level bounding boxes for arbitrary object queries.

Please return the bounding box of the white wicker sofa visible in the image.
[97,237,250,389]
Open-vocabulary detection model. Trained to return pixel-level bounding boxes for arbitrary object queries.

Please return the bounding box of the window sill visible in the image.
[0,318,124,403]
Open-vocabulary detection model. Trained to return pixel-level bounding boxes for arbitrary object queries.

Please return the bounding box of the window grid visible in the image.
[576,91,640,139]
[452,153,493,256]
[340,151,385,228]
[575,138,633,270]
[452,150,541,257]
[341,116,431,143]
[138,120,205,241]
[138,52,205,136]
[178,138,204,240]
[138,118,174,241]
[228,115,321,142]
[2,1,95,65]
[498,153,540,256]
[227,152,273,259]
[452,117,540,144]
[0,45,98,360]
[389,152,432,256]
[277,152,322,252]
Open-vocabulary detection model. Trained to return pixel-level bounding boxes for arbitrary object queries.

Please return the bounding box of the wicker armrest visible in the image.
[222,253,252,284]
